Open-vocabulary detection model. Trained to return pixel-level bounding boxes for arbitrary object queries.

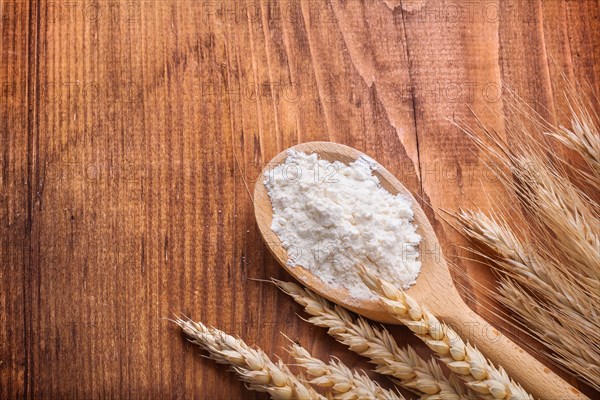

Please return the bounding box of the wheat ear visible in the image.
[462,105,599,278]
[550,93,600,177]
[456,209,598,315]
[273,279,464,400]
[289,342,405,400]
[497,279,600,391]
[357,266,533,400]
[512,155,600,278]
[455,210,600,390]
[174,318,325,400]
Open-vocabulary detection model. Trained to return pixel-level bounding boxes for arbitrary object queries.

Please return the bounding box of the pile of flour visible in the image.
[264,150,421,300]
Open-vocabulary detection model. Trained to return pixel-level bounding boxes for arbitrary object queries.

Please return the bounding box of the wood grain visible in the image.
[1,0,598,398]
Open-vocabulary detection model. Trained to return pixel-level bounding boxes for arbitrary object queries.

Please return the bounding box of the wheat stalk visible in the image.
[289,342,405,400]
[356,266,533,400]
[455,210,600,390]
[174,318,326,400]
[274,279,464,400]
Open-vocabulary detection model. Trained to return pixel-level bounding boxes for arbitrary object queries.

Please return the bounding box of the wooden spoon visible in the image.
[254,141,586,400]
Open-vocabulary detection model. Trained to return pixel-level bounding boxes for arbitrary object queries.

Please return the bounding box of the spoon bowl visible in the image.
[253,141,447,323]
[254,141,585,400]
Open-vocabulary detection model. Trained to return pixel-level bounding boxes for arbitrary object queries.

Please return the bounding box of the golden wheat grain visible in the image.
[174,318,326,400]
[357,266,533,400]
[289,343,405,400]
[273,279,465,400]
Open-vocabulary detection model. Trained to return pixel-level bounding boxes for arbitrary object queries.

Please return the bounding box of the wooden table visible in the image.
[2,1,598,398]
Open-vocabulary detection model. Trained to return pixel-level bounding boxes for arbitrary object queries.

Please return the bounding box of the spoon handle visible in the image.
[441,299,587,400]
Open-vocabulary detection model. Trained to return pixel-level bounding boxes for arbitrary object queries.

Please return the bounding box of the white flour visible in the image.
[264,150,421,300]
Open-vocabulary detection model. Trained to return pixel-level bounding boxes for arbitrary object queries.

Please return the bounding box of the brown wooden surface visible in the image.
[1,1,598,399]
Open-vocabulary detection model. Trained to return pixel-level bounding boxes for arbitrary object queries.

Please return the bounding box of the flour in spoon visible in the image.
[264,150,421,300]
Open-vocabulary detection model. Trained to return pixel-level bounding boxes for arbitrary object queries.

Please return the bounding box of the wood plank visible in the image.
[1,0,598,398]
[0,0,32,398]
